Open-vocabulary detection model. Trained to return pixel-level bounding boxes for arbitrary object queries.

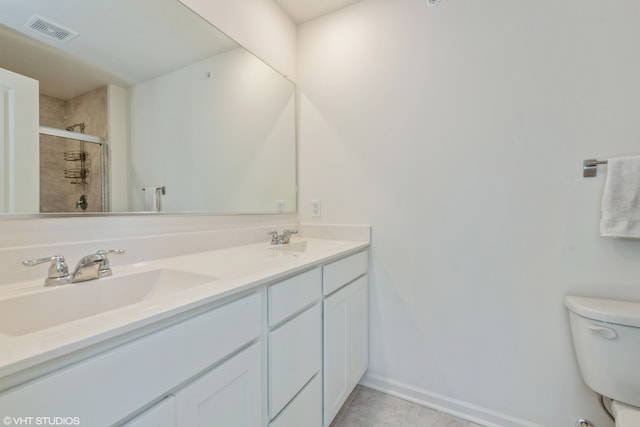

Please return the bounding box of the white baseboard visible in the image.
[359,373,544,427]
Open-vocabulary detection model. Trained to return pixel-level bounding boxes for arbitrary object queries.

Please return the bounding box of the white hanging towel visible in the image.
[143,186,163,212]
[600,156,640,238]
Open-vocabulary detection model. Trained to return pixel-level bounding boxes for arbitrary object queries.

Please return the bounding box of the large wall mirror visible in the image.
[0,0,297,216]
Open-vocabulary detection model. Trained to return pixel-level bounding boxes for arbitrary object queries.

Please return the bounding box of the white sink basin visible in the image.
[272,241,308,253]
[0,269,217,336]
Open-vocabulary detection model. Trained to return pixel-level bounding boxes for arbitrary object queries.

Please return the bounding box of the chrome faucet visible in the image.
[268,229,298,245]
[71,249,125,282]
[23,249,126,286]
[22,255,70,287]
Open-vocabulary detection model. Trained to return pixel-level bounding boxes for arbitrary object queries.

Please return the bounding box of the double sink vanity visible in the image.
[0,230,369,427]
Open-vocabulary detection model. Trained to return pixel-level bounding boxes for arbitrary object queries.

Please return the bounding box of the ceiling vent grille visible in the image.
[23,15,78,43]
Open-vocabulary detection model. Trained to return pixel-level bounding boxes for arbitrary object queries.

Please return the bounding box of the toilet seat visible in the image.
[612,401,640,426]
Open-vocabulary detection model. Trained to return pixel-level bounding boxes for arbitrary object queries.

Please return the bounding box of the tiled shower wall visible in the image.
[39,86,107,213]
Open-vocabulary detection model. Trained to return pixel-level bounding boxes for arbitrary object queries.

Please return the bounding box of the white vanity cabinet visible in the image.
[267,268,323,427]
[322,250,369,427]
[0,241,370,427]
[0,291,262,427]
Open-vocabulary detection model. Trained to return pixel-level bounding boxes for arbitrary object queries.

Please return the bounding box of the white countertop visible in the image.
[0,237,368,383]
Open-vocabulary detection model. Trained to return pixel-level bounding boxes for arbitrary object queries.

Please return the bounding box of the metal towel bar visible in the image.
[583,159,608,177]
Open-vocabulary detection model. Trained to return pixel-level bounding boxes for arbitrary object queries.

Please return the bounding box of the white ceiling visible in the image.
[275,0,362,23]
[0,0,237,99]
[0,0,363,100]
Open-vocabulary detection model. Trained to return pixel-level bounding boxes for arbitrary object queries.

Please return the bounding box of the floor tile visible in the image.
[331,386,484,427]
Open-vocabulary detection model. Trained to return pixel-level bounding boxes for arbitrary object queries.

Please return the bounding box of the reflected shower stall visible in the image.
[39,126,107,213]
[38,86,109,213]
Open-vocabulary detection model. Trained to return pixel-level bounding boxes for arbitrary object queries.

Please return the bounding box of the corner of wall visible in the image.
[178,0,298,81]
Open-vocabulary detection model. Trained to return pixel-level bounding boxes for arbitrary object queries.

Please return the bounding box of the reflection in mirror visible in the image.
[0,0,296,215]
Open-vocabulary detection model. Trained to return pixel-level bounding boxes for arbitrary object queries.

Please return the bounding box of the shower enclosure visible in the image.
[39,126,107,213]
[38,85,109,213]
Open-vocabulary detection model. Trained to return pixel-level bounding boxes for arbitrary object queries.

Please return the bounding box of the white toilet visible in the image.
[565,296,640,426]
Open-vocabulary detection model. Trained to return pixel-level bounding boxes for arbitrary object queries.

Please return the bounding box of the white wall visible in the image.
[179,0,297,80]
[298,0,640,425]
[129,47,296,213]
[108,84,129,212]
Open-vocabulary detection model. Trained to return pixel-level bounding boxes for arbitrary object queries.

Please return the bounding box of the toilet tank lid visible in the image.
[565,296,640,327]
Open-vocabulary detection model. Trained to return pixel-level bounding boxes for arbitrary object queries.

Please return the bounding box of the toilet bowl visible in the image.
[565,296,640,426]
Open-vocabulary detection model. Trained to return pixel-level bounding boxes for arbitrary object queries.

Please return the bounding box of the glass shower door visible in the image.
[39,131,106,213]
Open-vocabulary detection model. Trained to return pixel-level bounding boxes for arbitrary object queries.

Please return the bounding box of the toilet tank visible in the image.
[565,296,640,407]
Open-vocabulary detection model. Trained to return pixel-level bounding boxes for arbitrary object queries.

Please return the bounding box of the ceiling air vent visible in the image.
[23,15,78,43]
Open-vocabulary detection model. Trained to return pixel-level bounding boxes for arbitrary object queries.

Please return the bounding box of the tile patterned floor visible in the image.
[330,386,485,427]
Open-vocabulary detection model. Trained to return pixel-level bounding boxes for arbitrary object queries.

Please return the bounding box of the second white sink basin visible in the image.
[0,269,217,336]
[272,241,308,253]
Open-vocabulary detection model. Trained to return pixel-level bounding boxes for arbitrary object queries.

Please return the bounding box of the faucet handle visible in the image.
[22,255,70,286]
[96,249,125,277]
[281,229,298,244]
[267,231,280,244]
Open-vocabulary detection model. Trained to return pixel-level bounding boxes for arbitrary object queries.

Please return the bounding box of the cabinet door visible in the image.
[176,343,262,427]
[123,396,176,427]
[323,275,369,427]
[323,287,350,426]
[349,275,369,387]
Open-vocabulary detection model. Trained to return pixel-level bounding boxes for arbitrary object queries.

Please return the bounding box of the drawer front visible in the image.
[270,375,322,427]
[269,303,322,419]
[123,396,176,427]
[323,250,368,296]
[176,343,262,427]
[268,268,321,326]
[0,292,261,426]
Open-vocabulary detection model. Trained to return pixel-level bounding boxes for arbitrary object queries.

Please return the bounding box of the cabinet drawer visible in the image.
[323,250,368,296]
[270,375,322,427]
[123,396,175,427]
[0,292,261,426]
[268,268,321,326]
[176,343,262,427]
[269,304,322,419]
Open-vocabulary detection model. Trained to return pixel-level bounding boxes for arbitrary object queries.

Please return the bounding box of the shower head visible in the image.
[66,123,86,133]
